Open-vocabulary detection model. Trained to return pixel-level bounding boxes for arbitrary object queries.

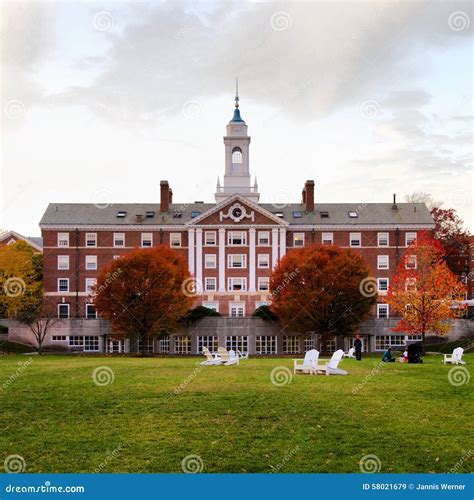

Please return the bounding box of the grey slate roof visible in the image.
[39,202,434,227]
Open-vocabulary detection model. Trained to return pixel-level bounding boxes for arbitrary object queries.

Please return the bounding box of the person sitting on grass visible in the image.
[382,347,396,362]
[399,348,408,363]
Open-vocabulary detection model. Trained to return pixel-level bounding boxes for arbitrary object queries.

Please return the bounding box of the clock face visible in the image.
[232,207,243,218]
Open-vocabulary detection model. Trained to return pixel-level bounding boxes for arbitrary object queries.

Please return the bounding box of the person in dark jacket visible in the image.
[382,347,396,362]
[354,335,362,361]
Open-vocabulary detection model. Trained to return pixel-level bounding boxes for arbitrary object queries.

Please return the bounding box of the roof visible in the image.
[39,201,434,228]
[0,231,43,251]
[230,108,244,123]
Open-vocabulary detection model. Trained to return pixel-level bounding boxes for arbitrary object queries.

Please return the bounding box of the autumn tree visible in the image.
[93,246,193,355]
[387,231,466,347]
[270,245,376,341]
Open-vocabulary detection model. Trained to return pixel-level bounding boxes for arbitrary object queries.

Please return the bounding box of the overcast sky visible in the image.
[1,0,472,236]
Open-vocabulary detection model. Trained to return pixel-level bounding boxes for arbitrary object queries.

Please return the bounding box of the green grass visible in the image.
[0,354,472,473]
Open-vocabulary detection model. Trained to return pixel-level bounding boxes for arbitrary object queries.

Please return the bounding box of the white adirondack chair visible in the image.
[218,347,240,366]
[294,349,319,375]
[200,347,222,366]
[443,347,465,365]
[237,350,249,360]
[315,349,348,376]
[345,347,355,358]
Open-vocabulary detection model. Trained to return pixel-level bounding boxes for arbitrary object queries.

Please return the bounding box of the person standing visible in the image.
[354,334,362,361]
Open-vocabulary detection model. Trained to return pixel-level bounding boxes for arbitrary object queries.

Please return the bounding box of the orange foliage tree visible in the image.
[93,246,193,355]
[270,245,376,340]
[387,231,466,345]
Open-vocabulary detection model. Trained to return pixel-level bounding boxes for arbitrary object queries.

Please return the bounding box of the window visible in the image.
[141,233,153,247]
[51,335,67,341]
[292,211,302,218]
[258,277,270,292]
[205,254,217,269]
[137,339,154,353]
[84,336,99,351]
[293,233,305,247]
[232,147,243,164]
[58,278,69,292]
[377,304,389,318]
[85,255,97,270]
[57,255,69,270]
[57,233,69,247]
[205,278,217,292]
[228,278,247,291]
[226,336,248,354]
[116,211,127,218]
[350,233,361,247]
[405,278,417,292]
[174,336,191,354]
[229,302,245,318]
[191,211,201,218]
[86,233,97,247]
[255,301,269,309]
[159,336,170,353]
[205,231,216,246]
[170,233,181,247]
[377,255,389,270]
[320,211,329,218]
[322,233,333,245]
[85,278,96,293]
[113,255,122,261]
[258,254,270,268]
[378,232,389,247]
[57,303,70,318]
[228,231,246,245]
[375,335,406,351]
[69,336,84,347]
[348,211,358,218]
[228,254,247,268]
[256,336,276,354]
[203,301,219,312]
[113,233,125,247]
[85,303,97,319]
[198,336,218,354]
[407,335,422,342]
[145,211,155,219]
[283,336,300,354]
[303,335,315,352]
[406,232,417,246]
[377,278,389,294]
[405,255,417,269]
[325,336,336,353]
[258,231,270,246]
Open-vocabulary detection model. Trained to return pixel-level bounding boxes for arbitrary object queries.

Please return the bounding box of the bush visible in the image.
[0,340,34,354]
[424,339,473,353]
[252,305,278,322]
[0,324,8,334]
[180,306,221,325]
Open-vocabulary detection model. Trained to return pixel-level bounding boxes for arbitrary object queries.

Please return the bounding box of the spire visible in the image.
[230,77,244,123]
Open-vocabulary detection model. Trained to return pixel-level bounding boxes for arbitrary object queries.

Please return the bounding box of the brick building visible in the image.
[38,96,435,354]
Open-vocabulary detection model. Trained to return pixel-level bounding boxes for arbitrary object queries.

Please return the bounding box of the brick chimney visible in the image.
[302,180,315,212]
[169,189,173,204]
[160,181,171,212]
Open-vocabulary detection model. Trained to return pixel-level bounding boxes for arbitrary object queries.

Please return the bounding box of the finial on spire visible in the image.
[235,77,239,108]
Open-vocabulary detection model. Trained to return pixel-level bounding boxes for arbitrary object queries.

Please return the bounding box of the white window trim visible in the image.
[113,233,125,247]
[258,231,270,246]
[322,232,333,245]
[377,303,389,318]
[257,254,270,268]
[204,231,217,246]
[85,255,97,270]
[202,301,219,312]
[350,233,361,247]
[405,232,417,246]
[227,277,247,292]
[227,231,247,246]
[204,277,217,292]
[377,277,389,294]
[405,255,417,269]
[204,254,217,269]
[57,255,69,270]
[293,233,305,247]
[170,233,182,247]
[141,233,153,247]
[377,232,389,247]
[57,233,69,247]
[229,302,245,318]
[227,254,247,269]
[57,278,69,292]
[85,233,97,247]
[85,278,97,293]
[57,303,70,318]
[258,277,270,291]
[377,255,389,270]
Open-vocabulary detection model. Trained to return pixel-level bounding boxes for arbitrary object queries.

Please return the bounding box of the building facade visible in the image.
[38,96,436,354]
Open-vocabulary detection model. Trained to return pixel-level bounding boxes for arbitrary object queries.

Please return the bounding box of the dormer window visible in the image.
[232,147,243,164]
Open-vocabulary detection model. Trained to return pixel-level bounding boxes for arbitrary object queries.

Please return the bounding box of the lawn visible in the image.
[0,353,472,473]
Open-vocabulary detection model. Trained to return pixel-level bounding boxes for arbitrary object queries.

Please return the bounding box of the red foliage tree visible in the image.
[387,231,466,346]
[93,246,193,355]
[430,207,470,276]
[270,245,376,340]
